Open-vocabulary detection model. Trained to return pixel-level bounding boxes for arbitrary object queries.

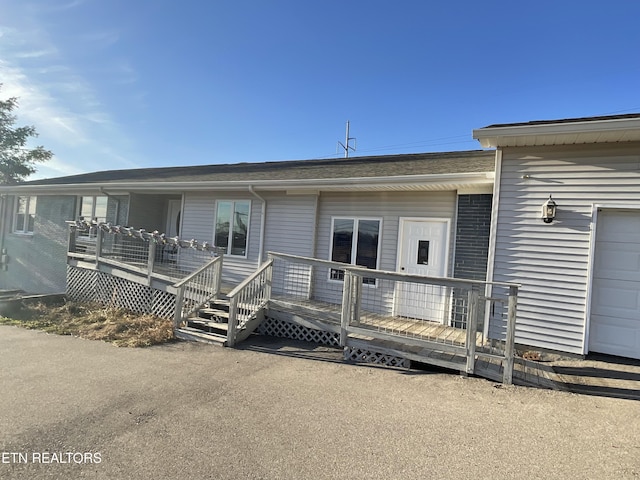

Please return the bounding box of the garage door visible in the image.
[589,209,640,359]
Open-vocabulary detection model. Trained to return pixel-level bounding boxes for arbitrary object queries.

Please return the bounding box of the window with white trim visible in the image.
[329,217,381,285]
[215,200,250,256]
[79,195,108,223]
[13,196,37,234]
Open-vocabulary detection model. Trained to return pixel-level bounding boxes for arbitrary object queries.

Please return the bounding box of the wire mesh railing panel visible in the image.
[271,258,312,299]
[479,283,512,357]
[71,226,98,255]
[311,265,346,307]
[351,273,472,348]
[101,234,149,268]
[152,246,218,279]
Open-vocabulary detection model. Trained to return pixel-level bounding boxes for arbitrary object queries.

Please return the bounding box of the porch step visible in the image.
[197,308,230,322]
[175,327,227,346]
[186,317,229,336]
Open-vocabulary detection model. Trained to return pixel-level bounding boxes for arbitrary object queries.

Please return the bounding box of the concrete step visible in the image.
[175,327,227,346]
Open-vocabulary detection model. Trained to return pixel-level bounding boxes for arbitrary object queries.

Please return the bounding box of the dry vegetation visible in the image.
[0,298,175,347]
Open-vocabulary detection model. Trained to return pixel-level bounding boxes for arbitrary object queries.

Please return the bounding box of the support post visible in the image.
[352,275,362,326]
[227,296,238,347]
[173,286,185,329]
[147,239,156,279]
[465,288,479,375]
[95,224,103,263]
[503,285,518,384]
[339,271,353,347]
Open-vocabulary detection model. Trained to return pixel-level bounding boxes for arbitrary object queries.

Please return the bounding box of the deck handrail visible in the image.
[173,255,223,288]
[173,255,224,327]
[267,251,521,290]
[227,258,274,347]
[267,251,519,384]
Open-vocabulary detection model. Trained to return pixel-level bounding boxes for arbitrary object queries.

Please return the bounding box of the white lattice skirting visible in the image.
[258,316,341,346]
[343,347,410,368]
[66,266,177,319]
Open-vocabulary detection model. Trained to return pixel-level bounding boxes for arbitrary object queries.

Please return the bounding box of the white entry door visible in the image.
[395,218,450,321]
[589,209,640,359]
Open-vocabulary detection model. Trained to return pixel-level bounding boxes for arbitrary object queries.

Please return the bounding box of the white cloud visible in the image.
[0,2,144,178]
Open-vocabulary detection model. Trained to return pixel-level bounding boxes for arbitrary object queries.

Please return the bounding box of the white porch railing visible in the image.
[226,259,273,347]
[265,252,519,384]
[66,221,224,324]
[173,255,224,327]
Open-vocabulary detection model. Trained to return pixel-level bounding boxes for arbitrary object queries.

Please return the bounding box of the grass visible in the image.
[0,298,175,347]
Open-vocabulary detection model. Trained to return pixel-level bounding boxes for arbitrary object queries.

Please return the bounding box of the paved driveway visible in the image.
[1,325,638,479]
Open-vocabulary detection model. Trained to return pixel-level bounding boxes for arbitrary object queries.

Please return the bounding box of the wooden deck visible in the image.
[266,296,507,381]
[269,296,486,346]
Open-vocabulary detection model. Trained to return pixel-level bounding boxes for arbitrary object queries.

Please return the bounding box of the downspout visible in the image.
[248,185,266,264]
[484,149,502,338]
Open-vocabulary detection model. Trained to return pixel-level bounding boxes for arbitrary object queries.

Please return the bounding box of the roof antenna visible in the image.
[337,120,356,158]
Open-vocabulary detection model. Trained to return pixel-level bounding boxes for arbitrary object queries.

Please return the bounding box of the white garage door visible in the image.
[589,209,640,359]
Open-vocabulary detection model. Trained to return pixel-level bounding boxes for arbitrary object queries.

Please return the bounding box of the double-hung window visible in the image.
[215,200,250,256]
[329,217,382,285]
[79,196,108,223]
[13,196,37,234]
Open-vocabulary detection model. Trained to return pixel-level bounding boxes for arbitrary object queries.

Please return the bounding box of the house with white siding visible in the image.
[2,112,638,363]
[0,150,495,298]
[474,113,640,360]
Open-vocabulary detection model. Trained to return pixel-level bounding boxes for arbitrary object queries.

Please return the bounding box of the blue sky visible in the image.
[1,0,639,180]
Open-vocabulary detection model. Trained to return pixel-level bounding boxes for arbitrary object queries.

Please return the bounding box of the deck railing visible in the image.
[67,221,223,281]
[66,221,224,324]
[173,255,224,327]
[267,252,519,384]
[226,259,274,347]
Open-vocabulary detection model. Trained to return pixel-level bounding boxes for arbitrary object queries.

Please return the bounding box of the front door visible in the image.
[395,218,450,321]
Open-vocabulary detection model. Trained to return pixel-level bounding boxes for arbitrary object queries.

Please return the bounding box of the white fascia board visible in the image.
[473,117,640,148]
[0,172,494,195]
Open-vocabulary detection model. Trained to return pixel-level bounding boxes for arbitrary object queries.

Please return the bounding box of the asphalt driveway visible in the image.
[1,325,638,479]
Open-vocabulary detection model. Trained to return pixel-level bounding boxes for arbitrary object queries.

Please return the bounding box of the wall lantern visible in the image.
[541,195,557,224]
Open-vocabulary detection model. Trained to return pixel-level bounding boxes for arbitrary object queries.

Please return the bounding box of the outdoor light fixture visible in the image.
[541,195,557,224]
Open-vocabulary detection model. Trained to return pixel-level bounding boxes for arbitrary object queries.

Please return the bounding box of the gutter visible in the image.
[248,185,266,264]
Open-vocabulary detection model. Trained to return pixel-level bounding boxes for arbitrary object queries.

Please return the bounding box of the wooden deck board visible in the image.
[269,295,485,348]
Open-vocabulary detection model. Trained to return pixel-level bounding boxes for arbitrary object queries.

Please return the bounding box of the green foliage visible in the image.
[0,85,53,184]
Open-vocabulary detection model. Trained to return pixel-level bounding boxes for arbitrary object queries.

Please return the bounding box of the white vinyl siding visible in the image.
[182,192,261,284]
[313,191,456,307]
[263,194,317,258]
[492,143,640,354]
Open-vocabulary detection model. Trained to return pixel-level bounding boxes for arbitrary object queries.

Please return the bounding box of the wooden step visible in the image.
[187,318,229,335]
[175,327,227,346]
[198,308,229,322]
[209,298,230,311]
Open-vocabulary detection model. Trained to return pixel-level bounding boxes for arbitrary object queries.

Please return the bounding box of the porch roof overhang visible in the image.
[473,114,640,148]
[0,171,495,196]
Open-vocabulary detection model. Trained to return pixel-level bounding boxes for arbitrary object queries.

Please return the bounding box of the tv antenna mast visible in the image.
[337,120,356,158]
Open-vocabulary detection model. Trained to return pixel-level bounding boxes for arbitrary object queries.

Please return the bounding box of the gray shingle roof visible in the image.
[481,113,640,130]
[24,150,494,186]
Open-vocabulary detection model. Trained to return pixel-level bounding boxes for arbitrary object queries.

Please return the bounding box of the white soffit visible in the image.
[473,117,640,148]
